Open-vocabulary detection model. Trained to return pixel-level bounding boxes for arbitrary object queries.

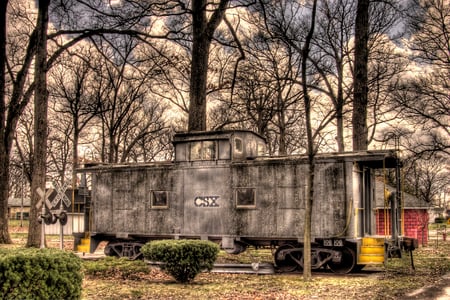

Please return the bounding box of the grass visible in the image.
[4,221,450,299]
[80,236,450,300]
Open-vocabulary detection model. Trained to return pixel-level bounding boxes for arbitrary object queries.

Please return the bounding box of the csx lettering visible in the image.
[194,196,219,207]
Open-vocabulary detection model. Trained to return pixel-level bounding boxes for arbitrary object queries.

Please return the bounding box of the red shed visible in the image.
[375,181,429,245]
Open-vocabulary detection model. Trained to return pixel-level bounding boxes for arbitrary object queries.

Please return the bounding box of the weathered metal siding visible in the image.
[232,163,284,237]
[91,172,113,233]
[180,163,232,236]
[91,165,177,236]
[92,169,147,234]
[313,161,348,237]
[231,159,351,240]
[145,167,180,236]
[90,157,357,241]
[275,163,304,237]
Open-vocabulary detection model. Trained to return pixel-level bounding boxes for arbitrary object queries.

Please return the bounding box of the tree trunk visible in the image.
[27,0,50,248]
[0,0,12,244]
[72,121,79,214]
[0,1,38,244]
[278,111,287,155]
[188,0,209,132]
[336,61,345,152]
[301,0,318,281]
[188,0,229,132]
[352,0,370,151]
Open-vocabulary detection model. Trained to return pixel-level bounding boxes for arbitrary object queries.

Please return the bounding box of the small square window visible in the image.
[151,191,169,209]
[236,188,256,208]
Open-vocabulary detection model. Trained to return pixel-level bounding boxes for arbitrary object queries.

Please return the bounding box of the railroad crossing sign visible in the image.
[36,187,53,209]
[52,180,71,208]
[36,186,68,250]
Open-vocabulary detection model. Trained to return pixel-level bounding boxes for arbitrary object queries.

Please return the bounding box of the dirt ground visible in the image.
[403,272,450,299]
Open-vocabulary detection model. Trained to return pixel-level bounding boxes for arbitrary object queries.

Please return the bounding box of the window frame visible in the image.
[235,187,257,209]
[189,141,217,161]
[150,190,169,209]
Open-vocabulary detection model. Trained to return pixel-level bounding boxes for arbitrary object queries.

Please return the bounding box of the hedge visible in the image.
[141,239,219,283]
[0,248,83,300]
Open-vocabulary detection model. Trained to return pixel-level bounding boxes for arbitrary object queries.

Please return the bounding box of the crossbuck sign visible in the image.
[36,180,71,210]
[51,180,71,208]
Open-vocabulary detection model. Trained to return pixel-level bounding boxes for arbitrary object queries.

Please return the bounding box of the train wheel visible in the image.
[327,247,356,274]
[104,242,144,260]
[274,244,302,272]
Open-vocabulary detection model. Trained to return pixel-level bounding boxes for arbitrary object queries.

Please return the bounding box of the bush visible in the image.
[0,248,82,300]
[141,240,219,283]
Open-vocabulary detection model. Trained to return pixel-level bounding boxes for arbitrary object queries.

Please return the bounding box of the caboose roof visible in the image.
[319,150,400,169]
[244,149,400,169]
[172,130,267,144]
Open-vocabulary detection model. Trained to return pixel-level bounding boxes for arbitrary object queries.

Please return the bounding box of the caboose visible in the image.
[75,130,416,273]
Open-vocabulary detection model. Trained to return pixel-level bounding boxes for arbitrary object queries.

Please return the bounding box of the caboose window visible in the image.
[190,142,202,160]
[203,141,215,159]
[151,191,169,209]
[190,141,216,161]
[257,142,266,156]
[234,138,243,154]
[235,188,256,208]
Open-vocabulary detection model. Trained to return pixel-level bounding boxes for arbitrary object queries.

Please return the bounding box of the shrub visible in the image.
[141,239,219,283]
[0,248,82,300]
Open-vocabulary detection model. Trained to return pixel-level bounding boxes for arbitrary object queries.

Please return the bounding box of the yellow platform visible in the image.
[358,237,385,264]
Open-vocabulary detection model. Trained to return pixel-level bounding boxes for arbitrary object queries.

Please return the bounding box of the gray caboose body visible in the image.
[77,130,416,273]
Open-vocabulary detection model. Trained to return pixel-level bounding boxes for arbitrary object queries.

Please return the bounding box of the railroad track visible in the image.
[78,253,276,275]
[147,261,275,274]
[78,254,381,276]
[211,263,275,274]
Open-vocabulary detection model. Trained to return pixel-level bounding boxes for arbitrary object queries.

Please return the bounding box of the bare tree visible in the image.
[88,36,168,163]
[311,0,356,152]
[352,0,370,151]
[402,155,450,206]
[46,111,73,185]
[50,49,100,161]
[213,27,305,155]
[392,0,450,157]
[0,0,144,243]
[27,0,51,248]
[255,0,327,280]
[300,0,319,281]
[1,0,163,243]
[0,0,11,243]
[188,0,230,131]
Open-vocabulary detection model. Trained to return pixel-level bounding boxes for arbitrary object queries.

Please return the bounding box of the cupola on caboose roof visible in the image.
[172,130,267,162]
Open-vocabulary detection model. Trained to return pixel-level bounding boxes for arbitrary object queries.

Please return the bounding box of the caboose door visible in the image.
[181,164,232,237]
[362,167,375,235]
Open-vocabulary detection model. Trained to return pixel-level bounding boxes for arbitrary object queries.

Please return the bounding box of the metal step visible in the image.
[358,253,385,264]
[361,237,385,247]
[360,246,385,255]
[77,238,90,253]
[358,237,385,264]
